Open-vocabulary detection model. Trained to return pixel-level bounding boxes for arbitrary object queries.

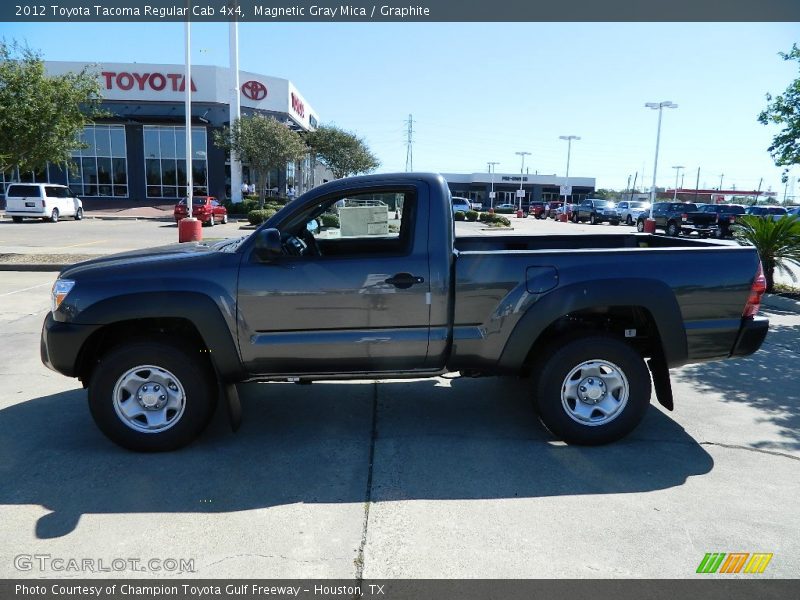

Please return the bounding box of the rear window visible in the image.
[767,207,787,215]
[720,205,746,214]
[6,184,41,198]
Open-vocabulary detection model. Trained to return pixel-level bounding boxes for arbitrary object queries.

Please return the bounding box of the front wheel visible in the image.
[221,213,228,224]
[590,214,598,225]
[208,214,215,227]
[88,340,217,452]
[626,215,633,226]
[533,335,651,445]
[636,219,645,232]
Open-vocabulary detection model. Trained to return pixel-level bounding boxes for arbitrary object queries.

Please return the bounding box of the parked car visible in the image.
[174,196,228,226]
[556,203,576,219]
[744,205,788,222]
[494,203,518,214]
[451,197,471,213]
[41,172,768,451]
[681,204,746,238]
[786,206,800,218]
[544,201,564,219]
[469,200,483,211]
[528,201,546,219]
[616,200,651,226]
[573,199,620,225]
[3,183,84,223]
[636,202,698,236]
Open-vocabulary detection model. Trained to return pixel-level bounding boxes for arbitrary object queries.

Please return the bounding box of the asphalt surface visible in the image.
[0,266,798,578]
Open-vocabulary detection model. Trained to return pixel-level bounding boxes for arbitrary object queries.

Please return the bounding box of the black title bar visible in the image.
[3,0,800,22]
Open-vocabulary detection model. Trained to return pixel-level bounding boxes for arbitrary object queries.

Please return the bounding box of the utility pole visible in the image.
[694,166,700,204]
[719,173,724,190]
[672,165,684,201]
[404,114,414,172]
[630,172,638,203]
[487,161,500,208]
[515,151,531,211]
[753,178,762,205]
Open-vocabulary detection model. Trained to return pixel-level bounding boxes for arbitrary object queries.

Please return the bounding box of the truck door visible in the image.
[237,184,432,375]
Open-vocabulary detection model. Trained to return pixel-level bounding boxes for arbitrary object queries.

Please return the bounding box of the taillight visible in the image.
[681,213,688,221]
[729,215,736,223]
[743,263,767,318]
[42,199,46,208]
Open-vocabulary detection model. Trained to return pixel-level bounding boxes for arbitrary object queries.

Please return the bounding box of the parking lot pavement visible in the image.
[0,271,798,578]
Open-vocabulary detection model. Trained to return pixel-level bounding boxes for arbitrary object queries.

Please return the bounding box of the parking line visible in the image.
[60,239,108,248]
[0,282,53,297]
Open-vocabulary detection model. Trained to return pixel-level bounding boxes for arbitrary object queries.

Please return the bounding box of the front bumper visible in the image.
[730,316,769,358]
[41,313,101,378]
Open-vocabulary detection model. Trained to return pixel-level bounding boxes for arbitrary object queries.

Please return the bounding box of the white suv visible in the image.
[451,197,471,213]
[4,183,84,223]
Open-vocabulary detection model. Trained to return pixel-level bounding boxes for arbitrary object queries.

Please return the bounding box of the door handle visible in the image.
[385,272,425,289]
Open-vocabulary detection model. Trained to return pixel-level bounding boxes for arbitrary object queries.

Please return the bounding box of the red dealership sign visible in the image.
[290,92,305,117]
[101,71,197,92]
[241,80,268,101]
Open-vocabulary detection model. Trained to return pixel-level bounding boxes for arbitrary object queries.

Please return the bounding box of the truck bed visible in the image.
[454,233,717,252]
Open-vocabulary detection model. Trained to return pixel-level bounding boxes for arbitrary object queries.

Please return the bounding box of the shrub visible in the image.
[247,208,276,225]
[454,211,466,221]
[320,213,340,228]
[481,213,511,227]
[465,210,479,222]
[478,212,490,222]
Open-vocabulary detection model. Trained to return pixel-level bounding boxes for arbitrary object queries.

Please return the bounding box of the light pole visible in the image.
[644,101,678,230]
[719,173,724,190]
[559,135,580,221]
[487,161,500,209]
[515,151,530,211]
[672,165,684,201]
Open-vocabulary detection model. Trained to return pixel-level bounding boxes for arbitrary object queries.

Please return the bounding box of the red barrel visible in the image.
[178,217,203,242]
[642,218,657,234]
[516,209,524,218]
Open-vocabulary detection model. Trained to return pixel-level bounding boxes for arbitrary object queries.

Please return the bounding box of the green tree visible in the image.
[215,114,307,208]
[734,215,800,292]
[758,44,800,184]
[0,41,105,174]
[305,124,380,179]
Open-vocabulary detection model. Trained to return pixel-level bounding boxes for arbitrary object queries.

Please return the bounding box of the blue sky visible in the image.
[3,21,799,198]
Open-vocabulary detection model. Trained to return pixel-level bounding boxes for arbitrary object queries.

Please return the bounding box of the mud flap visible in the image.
[223,382,242,432]
[647,353,673,411]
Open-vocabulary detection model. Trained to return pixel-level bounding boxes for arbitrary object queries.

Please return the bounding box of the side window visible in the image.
[45,186,70,198]
[308,190,415,257]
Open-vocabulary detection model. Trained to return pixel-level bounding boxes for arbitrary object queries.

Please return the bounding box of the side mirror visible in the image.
[254,228,282,261]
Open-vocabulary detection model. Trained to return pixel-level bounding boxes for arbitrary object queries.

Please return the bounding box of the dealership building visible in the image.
[0,61,320,208]
[443,172,596,207]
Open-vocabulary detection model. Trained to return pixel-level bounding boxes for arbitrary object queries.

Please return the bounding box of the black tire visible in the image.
[533,335,651,445]
[636,219,645,232]
[666,221,680,237]
[222,213,228,224]
[209,214,215,227]
[611,220,620,226]
[590,213,598,225]
[12,216,23,223]
[74,207,84,221]
[626,215,633,226]
[88,340,217,452]
[571,212,578,223]
[50,208,59,223]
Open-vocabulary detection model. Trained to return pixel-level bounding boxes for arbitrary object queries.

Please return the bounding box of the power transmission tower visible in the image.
[405,114,415,172]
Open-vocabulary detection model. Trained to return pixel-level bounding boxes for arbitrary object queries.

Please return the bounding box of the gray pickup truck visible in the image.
[41,173,769,451]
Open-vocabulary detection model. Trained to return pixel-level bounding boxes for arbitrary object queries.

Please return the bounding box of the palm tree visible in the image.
[734,215,800,292]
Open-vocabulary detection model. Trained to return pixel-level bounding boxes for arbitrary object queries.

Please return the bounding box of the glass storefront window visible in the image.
[144,125,208,197]
[69,125,128,197]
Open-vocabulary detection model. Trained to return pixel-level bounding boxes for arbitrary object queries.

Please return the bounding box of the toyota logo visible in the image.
[241,80,267,101]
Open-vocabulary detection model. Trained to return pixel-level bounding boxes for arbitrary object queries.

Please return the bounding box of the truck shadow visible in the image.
[674,315,800,452]
[0,377,711,539]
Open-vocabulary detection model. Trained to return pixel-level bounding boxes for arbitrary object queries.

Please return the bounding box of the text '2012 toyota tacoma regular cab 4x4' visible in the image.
[41,174,769,451]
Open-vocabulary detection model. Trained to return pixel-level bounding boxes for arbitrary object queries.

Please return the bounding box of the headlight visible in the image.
[52,279,75,313]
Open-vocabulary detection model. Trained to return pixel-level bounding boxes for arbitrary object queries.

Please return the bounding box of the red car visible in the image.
[174,196,228,226]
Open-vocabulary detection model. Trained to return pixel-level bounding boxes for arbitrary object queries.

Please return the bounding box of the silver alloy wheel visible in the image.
[112,365,187,433]
[560,359,630,426]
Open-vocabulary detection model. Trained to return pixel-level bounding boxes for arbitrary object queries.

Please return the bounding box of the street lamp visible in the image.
[487,161,500,209]
[515,151,530,211]
[559,135,580,221]
[644,101,678,230]
[672,165,684,201]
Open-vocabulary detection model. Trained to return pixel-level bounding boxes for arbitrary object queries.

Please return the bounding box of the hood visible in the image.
[59,242,216,279]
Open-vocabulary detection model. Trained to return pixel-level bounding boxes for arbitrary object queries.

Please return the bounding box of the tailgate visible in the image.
[6,196,46,214]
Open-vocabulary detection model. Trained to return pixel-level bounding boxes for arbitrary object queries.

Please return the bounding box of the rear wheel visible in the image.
[666,221,680,237]
[50,208,59,223]
[88,340,217,452]
[533,335,651,445]
[74,207,84,221]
